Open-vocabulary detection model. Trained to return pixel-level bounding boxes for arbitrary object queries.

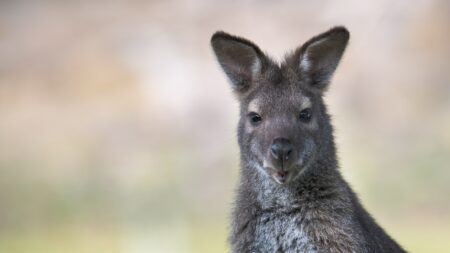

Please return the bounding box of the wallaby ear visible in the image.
[211,31,266,94]
[296,27,349,92]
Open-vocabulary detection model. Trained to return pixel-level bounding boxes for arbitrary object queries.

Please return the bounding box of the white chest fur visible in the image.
[253,212,317,253]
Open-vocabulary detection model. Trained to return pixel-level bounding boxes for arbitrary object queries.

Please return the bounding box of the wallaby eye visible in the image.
[299,108,312,122]
[248,112,262,125]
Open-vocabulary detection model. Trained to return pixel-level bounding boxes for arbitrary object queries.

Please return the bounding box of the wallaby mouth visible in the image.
[272,170,290,184]
[264,161,296,185]
[263,137,298,185]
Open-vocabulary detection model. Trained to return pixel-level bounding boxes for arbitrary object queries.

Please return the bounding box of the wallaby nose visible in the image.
[270,138,293,161]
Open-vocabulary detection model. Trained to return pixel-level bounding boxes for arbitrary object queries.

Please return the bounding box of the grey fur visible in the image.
[211,27,406,253]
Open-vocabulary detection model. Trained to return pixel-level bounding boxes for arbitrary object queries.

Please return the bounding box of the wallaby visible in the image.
[211,27,406,253]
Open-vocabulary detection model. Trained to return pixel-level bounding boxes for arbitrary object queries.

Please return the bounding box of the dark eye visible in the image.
[299,108,312,122]
[248,112,262,125]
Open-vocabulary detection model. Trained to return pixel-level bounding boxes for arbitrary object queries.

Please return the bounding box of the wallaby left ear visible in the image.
[296,27,349,92]
[211,31,267,95]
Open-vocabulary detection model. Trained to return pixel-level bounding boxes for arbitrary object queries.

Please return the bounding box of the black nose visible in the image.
[270,138,293,161]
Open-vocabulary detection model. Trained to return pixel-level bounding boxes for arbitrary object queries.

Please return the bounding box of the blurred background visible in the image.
[0,0,449,252]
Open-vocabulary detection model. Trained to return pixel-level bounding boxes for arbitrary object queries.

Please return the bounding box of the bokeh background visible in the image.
[1,0,449,252]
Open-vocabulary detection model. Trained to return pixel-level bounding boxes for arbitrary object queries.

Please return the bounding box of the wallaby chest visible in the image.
[252,210,317,253]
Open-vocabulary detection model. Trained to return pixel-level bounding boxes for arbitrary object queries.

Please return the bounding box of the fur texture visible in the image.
[211,27,406,253]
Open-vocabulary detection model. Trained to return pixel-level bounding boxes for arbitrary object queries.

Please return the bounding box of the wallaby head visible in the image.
[211,27,349,185]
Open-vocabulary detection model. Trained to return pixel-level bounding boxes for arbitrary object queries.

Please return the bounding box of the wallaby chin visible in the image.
[212,27,406,253]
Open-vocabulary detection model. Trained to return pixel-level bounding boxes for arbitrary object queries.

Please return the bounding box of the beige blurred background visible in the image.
[0,0,449,252]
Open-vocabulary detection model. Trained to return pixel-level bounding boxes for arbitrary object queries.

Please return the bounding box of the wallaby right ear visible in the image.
[211,31,266,93]
[295,27,350,92]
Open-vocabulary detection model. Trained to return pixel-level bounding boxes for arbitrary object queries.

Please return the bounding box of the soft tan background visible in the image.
[0,0,449,252]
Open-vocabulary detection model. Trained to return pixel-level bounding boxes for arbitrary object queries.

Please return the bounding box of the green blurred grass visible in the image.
[1,222,449,253]
[0,224,121,253]
[0,222,228,253]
